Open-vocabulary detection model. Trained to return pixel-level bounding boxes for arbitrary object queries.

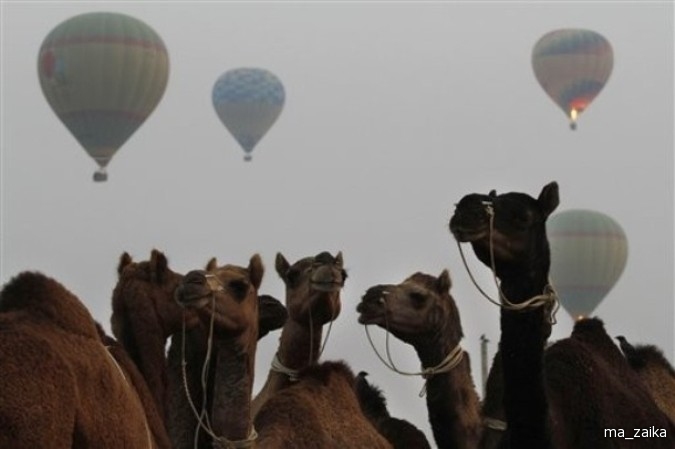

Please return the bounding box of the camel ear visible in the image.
[538,181,560,218]
[275,253,290,281]
[117,252,133,276]
[249,254,265,290]
[335,251,344,267]
[205,257,218,271]
[437,269,452,293]
[150,249,168,283]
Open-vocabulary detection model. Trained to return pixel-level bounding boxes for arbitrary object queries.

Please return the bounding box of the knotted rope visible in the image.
[483,417,508,431]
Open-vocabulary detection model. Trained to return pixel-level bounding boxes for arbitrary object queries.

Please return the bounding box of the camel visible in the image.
[111,249,186,421]
[449,181,675,448]
[354,371,432,449]
[165,257,287,449]
[252,251,346,415]
[617,336,675,424]
[357,269,482,449]
[112,250,288,437]
[0,271,170,449]
[174,254,392,448]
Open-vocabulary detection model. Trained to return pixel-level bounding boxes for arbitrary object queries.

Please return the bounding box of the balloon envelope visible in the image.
[38,12,169,180]
[212,68,285,161]
[532,29,613,129]
[547,209,628,320]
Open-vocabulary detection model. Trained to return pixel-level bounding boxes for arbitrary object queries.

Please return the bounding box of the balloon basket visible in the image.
[93,169,108,182]
[244,154,252,162]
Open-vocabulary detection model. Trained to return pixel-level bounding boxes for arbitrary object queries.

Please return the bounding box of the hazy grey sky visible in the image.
[2,1,673,445]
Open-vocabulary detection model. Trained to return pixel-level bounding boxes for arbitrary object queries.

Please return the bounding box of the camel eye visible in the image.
[285,268,301,288]
[409,292,426,308]
[229,280,249,300]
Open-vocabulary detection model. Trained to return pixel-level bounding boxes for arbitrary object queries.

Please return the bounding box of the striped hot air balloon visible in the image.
[532,29,613,130]
[212,68,285,162]
[38,12,169,181]
[547,209,628,321]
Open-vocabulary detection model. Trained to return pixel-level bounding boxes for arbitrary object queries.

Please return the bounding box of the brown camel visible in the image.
[354,371,432,449]
[252,251,346,415]
[166,256,288,449]
[111,249,186,421]
[0,271,169,449]
[175,255,392,448]
[254,361,392,448]
[449,181,675,448]
[112,250,287,427]
[617,336,675,424]
[357,269,482,449]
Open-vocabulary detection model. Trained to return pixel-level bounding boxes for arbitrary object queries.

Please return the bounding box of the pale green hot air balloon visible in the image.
[38,12,170,181]
[212,68,285,162]
[532,29,613,130]
[547,209,628,321]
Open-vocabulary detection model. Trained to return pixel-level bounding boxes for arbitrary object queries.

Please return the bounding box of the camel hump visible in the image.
[299,360,356,386]
[0,272,98,338]
[628,344,675,375]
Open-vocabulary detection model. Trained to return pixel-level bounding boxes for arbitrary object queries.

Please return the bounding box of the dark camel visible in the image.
[449,181,675,448]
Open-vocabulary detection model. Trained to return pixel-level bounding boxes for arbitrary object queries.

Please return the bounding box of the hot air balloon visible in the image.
[547,209,628,321]
[38,12,169,182]
[212,68,285,162]
[532,29,613,130]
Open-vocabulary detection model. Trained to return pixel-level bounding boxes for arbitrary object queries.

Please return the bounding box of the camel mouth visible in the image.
[356,301,386,326]
[450,225,489,243]
[357,312,386,326]
[311,281,343,293]
[175,286,212,308]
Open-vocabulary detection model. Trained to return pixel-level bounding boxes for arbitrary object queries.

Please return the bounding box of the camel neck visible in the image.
[415,331,481,449]
[277,318,323,370]
[498,276,552,449]
[211,340,255,443]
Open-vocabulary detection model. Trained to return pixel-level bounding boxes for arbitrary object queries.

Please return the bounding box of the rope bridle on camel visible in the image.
[180,273,258,449]
[455,199,560,324]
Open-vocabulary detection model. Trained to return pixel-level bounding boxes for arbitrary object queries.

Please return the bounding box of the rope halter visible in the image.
[455,199,560,324]
[179,273,258,449]
[363,290,465,397]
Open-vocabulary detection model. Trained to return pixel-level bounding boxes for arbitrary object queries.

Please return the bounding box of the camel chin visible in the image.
[449,226,489,243]
[175,291,212,309]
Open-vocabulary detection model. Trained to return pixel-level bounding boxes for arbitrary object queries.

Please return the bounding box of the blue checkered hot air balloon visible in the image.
[212,68,285,162]
[532,29,613,130]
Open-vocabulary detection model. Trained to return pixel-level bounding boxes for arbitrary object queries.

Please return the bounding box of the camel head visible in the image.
[112,249,187,338]
[175,254,264,347]
[275,251,345,326]
[449,182,559,281]
[357,270,462,346]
